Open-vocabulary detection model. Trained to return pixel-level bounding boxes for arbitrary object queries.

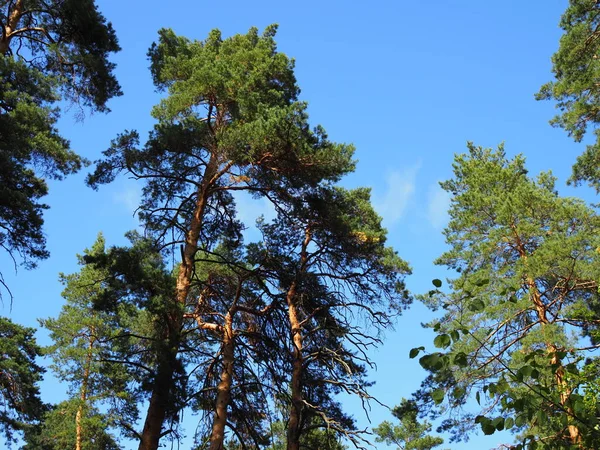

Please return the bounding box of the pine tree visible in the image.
[412,144,600,448]
[266,419,347,450]
[0,0,121,294]
[23,400,121,450]
[250,186,410,450]
[374,399,446,450]
[78,232,190,447]
[40,235,139,450]
[87,25,355,450]
[537,0,600,190]
[185,246,274,449]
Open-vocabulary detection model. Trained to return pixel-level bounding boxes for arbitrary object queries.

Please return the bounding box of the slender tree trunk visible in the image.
[286,280,302,450]
[286,227,311,450]
[528,280,581,444]
[176,152,219,306]
[209,311,235,450]
[76,333,95,450]
[511,223,581,444]
[138,152,220,450]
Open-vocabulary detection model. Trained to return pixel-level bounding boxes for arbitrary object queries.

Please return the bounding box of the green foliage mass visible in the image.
[537,0,600,191]
[0,0,121,287]
[22,400,121,450]
[374,399,446,450]
[88,25,356,237]
[0,56,80,272]
[0,317,45,444]
[0,0,122,111]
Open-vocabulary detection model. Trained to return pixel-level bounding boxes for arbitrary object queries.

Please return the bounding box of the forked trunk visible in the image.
[0,0,23,55]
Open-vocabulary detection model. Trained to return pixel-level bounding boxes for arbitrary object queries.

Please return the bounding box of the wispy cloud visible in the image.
[427,183,451,229]
[374,163,421,226]
[113,184,141,215]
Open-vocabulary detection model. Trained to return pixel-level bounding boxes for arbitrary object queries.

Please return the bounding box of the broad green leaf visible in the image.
[409,347,423,359]
[433,334,451,349]
[431,388,445,404]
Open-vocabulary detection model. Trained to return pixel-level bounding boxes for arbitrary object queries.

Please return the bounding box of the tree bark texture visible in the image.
[209,311,235,450]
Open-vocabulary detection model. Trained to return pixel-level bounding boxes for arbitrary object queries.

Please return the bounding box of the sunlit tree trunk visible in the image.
[0,0,23,55]
[209,311,235,450]
[286,227,311,450]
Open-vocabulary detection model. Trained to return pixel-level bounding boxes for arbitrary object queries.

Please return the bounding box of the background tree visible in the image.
[411,144,600,449]
[22,400,121,450]
[266,419,347,450]
[0,316,45,444]
[537,0,600,190]
[373,399,446,450]
[40,235,139,450]
[0,0,121,295]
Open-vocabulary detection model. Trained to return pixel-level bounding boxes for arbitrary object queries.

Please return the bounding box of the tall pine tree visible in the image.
[87,25,355,450]
[250,186,410,450]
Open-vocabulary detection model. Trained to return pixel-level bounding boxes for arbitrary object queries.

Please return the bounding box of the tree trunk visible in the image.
[76,333,95,450]
[209,311,235,450]
[286,280,302,450]
[286,227,311,450]
[526,278,581,444]
[176,152,219,307]
[138,152,220,450]
[138,354,178,450]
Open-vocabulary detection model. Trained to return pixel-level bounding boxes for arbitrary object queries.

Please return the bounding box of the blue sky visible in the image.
[2,0,597,448]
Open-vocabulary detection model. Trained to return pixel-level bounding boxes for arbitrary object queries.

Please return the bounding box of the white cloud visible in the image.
[427,183,451,229]
[113,184,141,215]
[374,163,420,226]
